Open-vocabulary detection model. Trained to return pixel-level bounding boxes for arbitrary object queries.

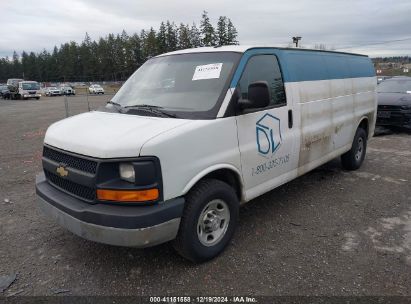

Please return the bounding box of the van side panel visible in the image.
[279,50,376,174]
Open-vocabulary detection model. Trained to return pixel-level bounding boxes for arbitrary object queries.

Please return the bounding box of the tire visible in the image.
[36,97,40,100]
[341,127,367,170]
[173,179,239,263]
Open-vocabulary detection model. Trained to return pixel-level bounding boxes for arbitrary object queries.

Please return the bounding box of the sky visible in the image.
[0,0,410,58]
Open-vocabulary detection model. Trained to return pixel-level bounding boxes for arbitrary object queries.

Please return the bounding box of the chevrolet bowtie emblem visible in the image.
[56,165,68,177]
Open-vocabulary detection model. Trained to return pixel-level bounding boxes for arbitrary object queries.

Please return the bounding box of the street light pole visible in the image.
[292,36,302,47]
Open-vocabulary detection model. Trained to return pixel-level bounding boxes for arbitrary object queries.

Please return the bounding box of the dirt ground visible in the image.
[0,95,410,296]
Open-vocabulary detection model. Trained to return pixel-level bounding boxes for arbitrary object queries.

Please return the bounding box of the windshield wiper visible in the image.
[107,100,123,107]
[106,100,124,113]
[124,104,177,118]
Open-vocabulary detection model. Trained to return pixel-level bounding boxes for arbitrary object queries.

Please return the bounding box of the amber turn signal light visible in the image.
[97,188,159,202]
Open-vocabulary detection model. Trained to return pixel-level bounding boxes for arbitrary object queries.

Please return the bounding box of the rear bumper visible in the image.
[36,173,184,247]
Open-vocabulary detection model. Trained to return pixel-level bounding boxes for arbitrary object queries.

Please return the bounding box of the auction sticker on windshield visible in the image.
[192,63,223,81]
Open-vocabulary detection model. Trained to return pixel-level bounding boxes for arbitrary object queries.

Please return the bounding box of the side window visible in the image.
[238,55,286,107]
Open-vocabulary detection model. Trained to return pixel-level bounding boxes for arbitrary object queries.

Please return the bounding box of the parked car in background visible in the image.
[18,81,41,100]
[7,78,24,99]
[377,76,411,129]
[6,79,41,100]
[45,87,61,96]
[7,78,24,87]
[88,84,104,94]
[0,85,10,99]
[61,86,76,95]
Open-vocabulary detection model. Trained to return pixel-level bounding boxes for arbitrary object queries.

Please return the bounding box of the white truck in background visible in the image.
[7,79,41,100]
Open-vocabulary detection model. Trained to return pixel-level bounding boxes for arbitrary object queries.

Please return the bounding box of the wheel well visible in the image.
[201,169,242,201]
[358,118,369,137]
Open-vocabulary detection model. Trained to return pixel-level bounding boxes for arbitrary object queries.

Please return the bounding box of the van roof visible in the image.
[156,45,368,58]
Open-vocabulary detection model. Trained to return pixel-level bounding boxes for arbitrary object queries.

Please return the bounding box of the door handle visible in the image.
[288,109,293,129]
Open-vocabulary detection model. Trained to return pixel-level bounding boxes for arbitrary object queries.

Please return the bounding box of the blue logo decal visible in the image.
[256,113,282,155]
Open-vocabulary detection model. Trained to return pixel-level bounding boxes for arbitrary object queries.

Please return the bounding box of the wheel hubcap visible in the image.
[355,137,364,161]
[197,199,230,247]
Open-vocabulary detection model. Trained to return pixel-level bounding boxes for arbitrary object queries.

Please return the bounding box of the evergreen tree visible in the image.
[50,46,60,81]
[21,51,29,79]
[178,24,192,50]
[189,23,202,47]
[226,19,239,45]
[200,11,216,46]
[216,16,228,46]
[157,22,167,54]
[129,33,143,70]
[0,12,240,83]
[79,33,94,80]
[143,28,158,59]
[12,51,22,78]
[165,21,178,52]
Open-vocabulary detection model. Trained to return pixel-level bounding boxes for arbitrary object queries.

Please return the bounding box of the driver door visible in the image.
[235,54,299,201]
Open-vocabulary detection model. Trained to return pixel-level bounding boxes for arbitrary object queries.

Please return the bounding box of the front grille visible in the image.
[45,171,96,201]
[43,146,97,174]
[378,105,401,111]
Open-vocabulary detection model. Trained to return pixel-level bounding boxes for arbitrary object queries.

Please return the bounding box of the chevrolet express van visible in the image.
[36,46,377,262]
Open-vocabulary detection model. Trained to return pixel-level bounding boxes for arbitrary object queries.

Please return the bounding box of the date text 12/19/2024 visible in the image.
[150,296,257,303]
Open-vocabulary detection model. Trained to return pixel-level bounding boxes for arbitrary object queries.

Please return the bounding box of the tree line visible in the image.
[372,56,411,64]
[0,11,238,83]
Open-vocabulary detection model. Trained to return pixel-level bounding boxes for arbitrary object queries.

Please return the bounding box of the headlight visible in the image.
[119,163,135,182]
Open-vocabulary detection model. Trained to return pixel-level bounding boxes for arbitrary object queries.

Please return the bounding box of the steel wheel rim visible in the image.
[355,137,364,161]
[197,199,230,247]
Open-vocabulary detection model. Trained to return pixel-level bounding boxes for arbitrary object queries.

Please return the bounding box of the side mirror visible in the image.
[238,81,271,110]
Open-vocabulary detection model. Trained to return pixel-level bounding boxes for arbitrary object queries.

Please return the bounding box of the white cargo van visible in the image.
[36,46,377,262]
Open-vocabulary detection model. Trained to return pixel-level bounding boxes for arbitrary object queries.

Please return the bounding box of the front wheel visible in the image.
[341,127,367,170]
[173,179,239,263]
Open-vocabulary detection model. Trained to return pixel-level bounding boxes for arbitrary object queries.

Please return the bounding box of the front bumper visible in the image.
[376,110,411,128]
[36,173,184,247]
[23,94,41,98]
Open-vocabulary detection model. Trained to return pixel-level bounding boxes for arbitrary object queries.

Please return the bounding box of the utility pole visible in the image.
[292,36,302,47]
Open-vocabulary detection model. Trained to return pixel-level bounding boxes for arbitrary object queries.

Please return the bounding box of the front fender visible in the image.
[181,163,244,199]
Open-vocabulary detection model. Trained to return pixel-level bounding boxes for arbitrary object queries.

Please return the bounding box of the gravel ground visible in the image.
[0,95,410,296]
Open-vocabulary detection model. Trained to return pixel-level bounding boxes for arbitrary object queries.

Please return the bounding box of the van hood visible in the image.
[44,111,192,158]
[377,92,411,106]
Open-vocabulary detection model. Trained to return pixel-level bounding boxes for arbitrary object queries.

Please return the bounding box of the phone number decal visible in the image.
[251,154,290,176]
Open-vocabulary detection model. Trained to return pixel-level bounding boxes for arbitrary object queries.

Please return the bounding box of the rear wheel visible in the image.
[173,179,239,263]
[341,127,367,170]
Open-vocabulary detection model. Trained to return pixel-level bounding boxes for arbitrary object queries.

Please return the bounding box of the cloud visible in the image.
[0,0,410,57]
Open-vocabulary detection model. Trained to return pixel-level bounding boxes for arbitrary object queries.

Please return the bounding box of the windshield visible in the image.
[110,52,240,118]
[22,82,40,90]
[377,79,411,93]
